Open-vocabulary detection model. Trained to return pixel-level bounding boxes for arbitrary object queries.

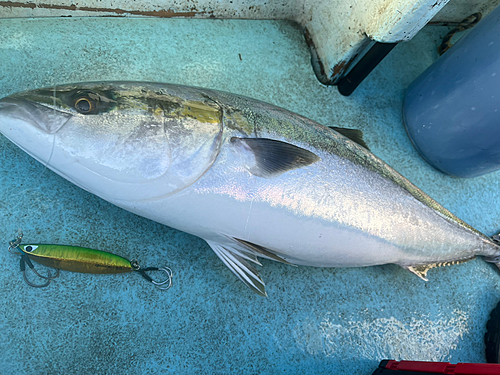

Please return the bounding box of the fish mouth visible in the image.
[0,96,63,167]
[0,96,72,135]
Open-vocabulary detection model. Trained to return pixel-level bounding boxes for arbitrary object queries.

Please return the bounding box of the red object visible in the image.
[382,360,500,374]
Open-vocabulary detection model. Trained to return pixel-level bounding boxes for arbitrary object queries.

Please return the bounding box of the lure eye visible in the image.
[74,97,95,114]
[24,245,38,252]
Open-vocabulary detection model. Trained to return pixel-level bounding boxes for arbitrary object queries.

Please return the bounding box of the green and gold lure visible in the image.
[8,231,172,290]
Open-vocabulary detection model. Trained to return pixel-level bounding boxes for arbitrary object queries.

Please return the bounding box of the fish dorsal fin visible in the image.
[230,137,320,178]
[206,240,267,297]
[328,127,370,150]
[231,237,294,265]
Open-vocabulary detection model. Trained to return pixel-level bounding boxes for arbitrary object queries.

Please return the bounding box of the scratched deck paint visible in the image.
[0,18,499,375]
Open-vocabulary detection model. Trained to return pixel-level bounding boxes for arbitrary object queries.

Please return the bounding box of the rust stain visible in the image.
[331,37,372,85]
[0,1,210,18]
[303,27,329,85]
[332,60,347,77]
[304,26,357,86]
[331,54,358,84]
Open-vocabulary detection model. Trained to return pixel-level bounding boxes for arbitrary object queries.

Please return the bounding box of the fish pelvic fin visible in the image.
[231,237,294,265]
[207,240,267,297]
[404,257,476,281]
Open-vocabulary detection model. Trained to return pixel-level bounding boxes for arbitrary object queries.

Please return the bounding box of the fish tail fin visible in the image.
[485,234,500,272]
[484,256,500,272]
[484,258,500,278]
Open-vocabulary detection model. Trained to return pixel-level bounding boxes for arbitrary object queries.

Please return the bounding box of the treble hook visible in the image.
[130,259,173,290]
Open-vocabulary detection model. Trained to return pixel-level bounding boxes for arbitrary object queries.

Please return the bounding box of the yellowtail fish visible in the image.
[0,82,499,296]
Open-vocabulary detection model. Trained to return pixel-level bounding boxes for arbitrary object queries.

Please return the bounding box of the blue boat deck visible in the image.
[0,17,499,374]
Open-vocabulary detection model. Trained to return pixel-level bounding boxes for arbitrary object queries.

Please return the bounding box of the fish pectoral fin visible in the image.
[230,137,320,178]
[206,240,267,297]
[328,127,370,150]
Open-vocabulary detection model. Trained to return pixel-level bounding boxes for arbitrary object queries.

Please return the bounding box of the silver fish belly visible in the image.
[0,81,499,296]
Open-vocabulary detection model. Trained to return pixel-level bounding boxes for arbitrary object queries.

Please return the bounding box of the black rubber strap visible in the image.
[338,42,398,96]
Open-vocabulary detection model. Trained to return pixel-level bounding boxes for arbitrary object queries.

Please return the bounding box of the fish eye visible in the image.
[74,97,95,114]
[24,245,38,252]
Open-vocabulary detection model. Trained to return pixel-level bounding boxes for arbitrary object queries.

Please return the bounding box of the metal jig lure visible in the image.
[8,231,172,290]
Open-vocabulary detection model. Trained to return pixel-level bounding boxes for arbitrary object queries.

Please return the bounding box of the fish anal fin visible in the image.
[328,127,370,150]
[206,240,267,297]
[230,137,320,178]
[231,237,295,266]
[405,265,431,281]
[404,257,475,281]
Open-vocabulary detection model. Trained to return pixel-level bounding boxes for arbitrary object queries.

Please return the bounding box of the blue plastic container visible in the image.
[403,6,500,178]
